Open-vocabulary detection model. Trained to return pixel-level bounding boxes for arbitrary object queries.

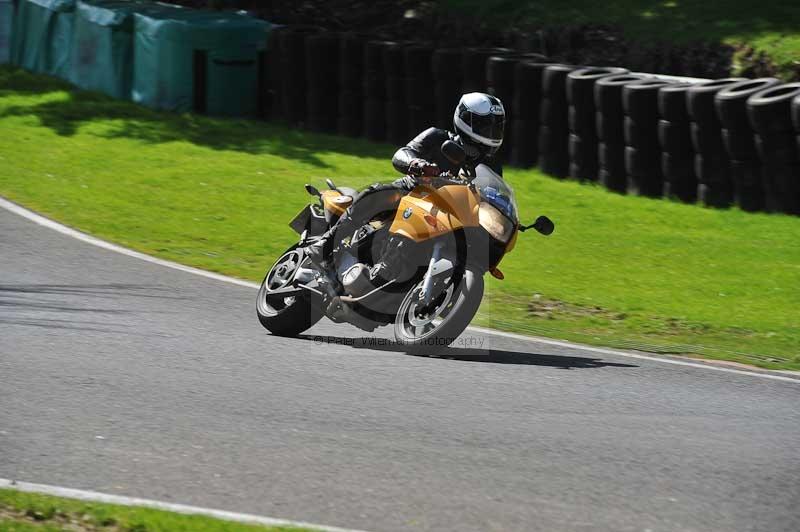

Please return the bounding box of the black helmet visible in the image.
[453,92,505,159]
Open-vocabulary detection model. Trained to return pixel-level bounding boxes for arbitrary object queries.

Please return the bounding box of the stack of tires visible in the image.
[461,47,511,94]
[623,79,675,197]
[686,78,744,207]
[363,40,391,141]
[747,83,800,214]
[278,26,322,126]
[338,33,367,137]
[305,33,340,132]
[566,67,628,181]
[487,53,548,165]
[383,41,409,144]
[714,78,782,211]
[511,61,556,167]
[538,64,579,178]
[594,73,648,192]
[432,48,464,130]
[404,45,435,139]
[658,83,697,202]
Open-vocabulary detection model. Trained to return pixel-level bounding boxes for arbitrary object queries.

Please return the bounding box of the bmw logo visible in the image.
[403,207,413,219]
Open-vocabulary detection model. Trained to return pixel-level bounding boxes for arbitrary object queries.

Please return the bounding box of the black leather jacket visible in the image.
[392,127,503,178]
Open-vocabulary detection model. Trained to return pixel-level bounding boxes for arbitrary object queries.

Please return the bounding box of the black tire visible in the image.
[339,32,367,91]
[714,78,782,130]
[658,83,692,122]
[761,161,800,214]
[540,97,569,131]
[432,48,464,79]
[755,133,800,165]
[662,152,697,203]
[511,118,539,167]
[686,78,746,127]
[623,79,674,121]
[730,160,765,212]
[386,100,408,144]
[567,67,629,109]
[598,141,627,193]
[514,61,554,118]
[365,40,391,74]
[394,267,484,350]
[462,47,512,92]
[364,99,386,141]
[542,64,576,100]
[257,248,324,337]
[625,146,663,197]
[305,34,339,88]
[695,154,734,208]
[594,74,649,114]
[568,105,597,139]
[721,128,757,161]
[792,94,800,132]
[386,75,406,104]
[747,83,800,135]
[568,135,599,181]
[658,119,692,153]
[306,90,337,132]
[404,44,434,73]
[690,122,726,157]
[538,124,570,178]
[624,116,658,149]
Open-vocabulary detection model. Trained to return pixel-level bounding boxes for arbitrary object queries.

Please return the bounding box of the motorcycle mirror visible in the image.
[305,183,321,197]
[325,178,340,192]
[441,140,466,167]
[520,215,555,236]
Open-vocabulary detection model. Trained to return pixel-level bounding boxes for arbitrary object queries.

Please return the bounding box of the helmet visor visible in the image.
[463,111,505,143]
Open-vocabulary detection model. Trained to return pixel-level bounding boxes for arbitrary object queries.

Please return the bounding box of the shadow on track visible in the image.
[296,334,638,369]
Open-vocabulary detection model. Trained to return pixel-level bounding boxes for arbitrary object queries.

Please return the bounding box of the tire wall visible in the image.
[686,78,746,207]
[17,0,798,216]
[566,67,628,181]
[747,83,800,214]
[658,84,698,203]
[622,79,675,197]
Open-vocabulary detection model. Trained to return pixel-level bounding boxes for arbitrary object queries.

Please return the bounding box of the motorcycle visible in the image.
[256,140,554,348]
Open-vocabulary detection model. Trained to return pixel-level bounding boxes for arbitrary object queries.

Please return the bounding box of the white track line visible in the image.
[2,196,797,384]
[0,479,369,532]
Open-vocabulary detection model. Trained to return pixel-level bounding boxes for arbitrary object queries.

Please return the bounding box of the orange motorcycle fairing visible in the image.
[388,184,481,242]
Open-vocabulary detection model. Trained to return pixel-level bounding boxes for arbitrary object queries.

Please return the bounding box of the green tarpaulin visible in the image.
[11,0,75,78]
[70,0,155,98]
[0,0,13,64]
[132,4,270,116]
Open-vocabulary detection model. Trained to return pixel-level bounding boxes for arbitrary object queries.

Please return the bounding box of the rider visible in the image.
[303,92,506,274]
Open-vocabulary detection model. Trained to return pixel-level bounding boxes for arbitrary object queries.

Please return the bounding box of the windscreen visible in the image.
[472,164,518,224]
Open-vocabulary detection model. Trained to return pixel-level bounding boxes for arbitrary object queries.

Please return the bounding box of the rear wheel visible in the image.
[394,267,484,351]
[256,248,323,336]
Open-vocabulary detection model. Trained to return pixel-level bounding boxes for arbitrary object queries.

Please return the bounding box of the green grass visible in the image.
[1,66,799,370]
[444,0,800,78]
[0,488,311,531]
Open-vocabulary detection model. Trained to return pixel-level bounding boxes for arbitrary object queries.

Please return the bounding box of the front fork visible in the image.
[418,241,455,305]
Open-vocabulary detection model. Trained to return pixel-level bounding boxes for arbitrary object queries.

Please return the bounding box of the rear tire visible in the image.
[256,248,323,337]
[394,268,484,351]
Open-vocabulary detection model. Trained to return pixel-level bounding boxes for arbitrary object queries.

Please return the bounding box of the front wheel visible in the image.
[394,267,484,351]
[257,248,323,337]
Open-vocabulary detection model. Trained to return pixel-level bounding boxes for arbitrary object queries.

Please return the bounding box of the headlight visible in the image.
[479,201,515,243]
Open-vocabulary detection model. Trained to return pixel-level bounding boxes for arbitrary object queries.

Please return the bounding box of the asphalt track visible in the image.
[1,205,799,532]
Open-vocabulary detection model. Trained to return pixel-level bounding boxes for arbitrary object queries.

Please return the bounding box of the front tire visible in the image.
[394,267,484,351]
[256,248,323,337]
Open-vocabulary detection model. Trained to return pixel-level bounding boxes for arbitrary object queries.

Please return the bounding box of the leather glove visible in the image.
[408,158,440,179]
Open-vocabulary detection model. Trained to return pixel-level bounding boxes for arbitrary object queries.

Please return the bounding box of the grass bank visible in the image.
[1,66,798,370]
[0,488,311,531]
[445,0,800,78]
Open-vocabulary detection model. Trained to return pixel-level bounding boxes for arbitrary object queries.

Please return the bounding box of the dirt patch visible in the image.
[0,505,119,531]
